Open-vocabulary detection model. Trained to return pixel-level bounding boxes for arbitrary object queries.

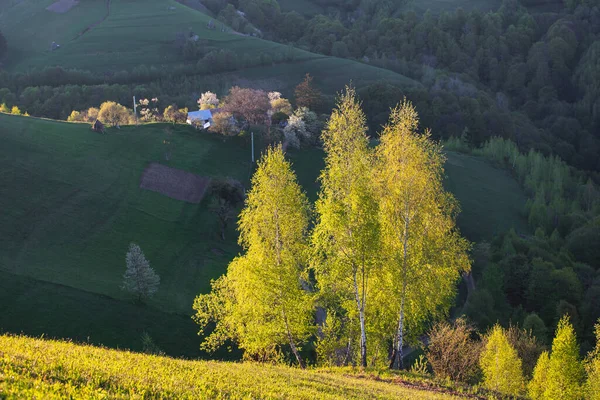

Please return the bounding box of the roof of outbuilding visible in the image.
[187,110,213,120]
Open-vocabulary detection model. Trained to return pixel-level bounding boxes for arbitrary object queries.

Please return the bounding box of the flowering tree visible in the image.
[198,91,219,110]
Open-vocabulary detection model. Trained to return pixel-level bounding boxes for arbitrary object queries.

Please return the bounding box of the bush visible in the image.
[506,324,546,378]
[209,111,239,136]
[98,101,131,127]
[426,318,482,384]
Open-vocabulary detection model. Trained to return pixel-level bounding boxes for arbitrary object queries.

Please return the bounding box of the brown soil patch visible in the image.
[46,0,79,14]
[140,163,210,204]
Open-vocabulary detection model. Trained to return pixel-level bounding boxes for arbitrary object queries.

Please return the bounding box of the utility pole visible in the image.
[133,96,138,126]
[251,131,255,163]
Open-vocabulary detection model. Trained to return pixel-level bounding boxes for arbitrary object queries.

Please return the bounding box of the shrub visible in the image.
[426,318,482,384]
[480,325,525,396]
[209,111,239,136]
[67,110,81,122]
[98,101,131,127]
[506,324,545,378]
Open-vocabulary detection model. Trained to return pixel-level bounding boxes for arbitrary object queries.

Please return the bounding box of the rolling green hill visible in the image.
[0,114,528,358]
[0,0,419,94]
[0,334,467,399]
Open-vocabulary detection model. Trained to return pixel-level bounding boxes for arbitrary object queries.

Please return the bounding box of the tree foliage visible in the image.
[198,91,219,110]
[209,178,245,241]
[586,322,600,400]
[193,146,313,367]
[295,74,323,111]
[375,99,470,368]
[529,316,584,399]
[223,87,270,127]
[98,101,131,127]
[122,243,160,303]
[311,87,379,368]
[479,325,525,396]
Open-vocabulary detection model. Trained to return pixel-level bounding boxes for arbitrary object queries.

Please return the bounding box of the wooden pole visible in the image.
[251,131,255,163]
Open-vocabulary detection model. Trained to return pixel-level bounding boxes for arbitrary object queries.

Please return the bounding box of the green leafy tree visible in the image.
[311,87,380,368]
[98,101,131,127]
[529,316,584,399]
[480,325,525,396]
[122,243,160,303]
[585,321,600,400]
[529,351,550,400]
[375,99,471,369]
[193,146,313,367]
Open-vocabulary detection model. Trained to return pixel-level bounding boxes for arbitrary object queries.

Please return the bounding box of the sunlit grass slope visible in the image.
[0,334,462,399]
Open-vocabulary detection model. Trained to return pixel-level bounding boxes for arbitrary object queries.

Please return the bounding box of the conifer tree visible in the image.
[480,325,525,396]
[311,87,380,368]
[529,316,584,399]
[375,99,470,369]
[193,146,313,367]
[122,243,160,303]
[528,351,550,400]
[585,322,600,400]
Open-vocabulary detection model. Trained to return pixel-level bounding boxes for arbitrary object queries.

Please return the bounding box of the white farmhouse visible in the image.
[187,110,213,129]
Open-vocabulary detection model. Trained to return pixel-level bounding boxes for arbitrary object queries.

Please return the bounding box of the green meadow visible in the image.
[0,0,419,96]
[0,113,528,357]
[0,334,465,399]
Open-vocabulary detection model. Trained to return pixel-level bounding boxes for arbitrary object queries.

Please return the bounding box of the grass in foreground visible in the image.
[0,334,466,399]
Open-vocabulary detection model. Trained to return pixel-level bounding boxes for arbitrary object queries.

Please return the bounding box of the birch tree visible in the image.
[193,146,313,367]
[375,99,471,369]
[311,87,380,368]
[122,243,160,303]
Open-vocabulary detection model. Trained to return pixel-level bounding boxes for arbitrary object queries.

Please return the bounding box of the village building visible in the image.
[187,109,214,129]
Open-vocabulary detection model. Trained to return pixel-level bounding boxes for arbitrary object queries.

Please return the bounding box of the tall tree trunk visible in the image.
[392,218,410,370]
[392,283,407,370]
[353,269,367,368]
[283,310,306,369]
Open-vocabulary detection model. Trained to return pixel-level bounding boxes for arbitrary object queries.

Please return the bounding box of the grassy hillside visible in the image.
[0,0,418,93]
[0,113,528,356]
[0,334,466,399]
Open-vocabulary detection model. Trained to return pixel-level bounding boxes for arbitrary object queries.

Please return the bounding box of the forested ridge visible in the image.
[196,0,600,171]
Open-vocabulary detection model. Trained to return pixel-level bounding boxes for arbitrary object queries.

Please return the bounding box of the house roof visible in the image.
[187,110,213,120]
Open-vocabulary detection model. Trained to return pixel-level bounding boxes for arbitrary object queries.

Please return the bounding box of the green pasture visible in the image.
[0,0,420,96]
[0,114,527,356]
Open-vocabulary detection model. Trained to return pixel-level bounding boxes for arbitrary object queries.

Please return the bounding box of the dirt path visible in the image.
[73,0,111,40]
